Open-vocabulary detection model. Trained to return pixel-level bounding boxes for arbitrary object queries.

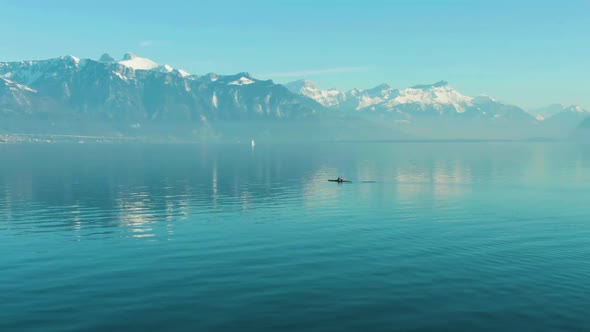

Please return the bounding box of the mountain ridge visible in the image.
[0,53,583,141]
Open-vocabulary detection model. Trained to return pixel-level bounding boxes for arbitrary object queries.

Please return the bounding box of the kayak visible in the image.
[328,179,351,183]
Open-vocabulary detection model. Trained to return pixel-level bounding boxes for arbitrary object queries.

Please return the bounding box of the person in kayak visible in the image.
[337,176,343,182]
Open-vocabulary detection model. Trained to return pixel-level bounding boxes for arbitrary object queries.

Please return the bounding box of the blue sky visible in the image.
[1,0,589,109]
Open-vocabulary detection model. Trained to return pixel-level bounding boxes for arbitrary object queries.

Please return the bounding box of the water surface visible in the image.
[1,142,590,331]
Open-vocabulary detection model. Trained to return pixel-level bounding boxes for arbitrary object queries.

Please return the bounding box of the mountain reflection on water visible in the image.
[2,142,590,239]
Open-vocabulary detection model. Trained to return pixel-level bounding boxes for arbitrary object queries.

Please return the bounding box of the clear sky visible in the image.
[1,0,588,110]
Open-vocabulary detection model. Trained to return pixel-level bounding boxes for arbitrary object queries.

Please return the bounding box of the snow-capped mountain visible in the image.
[111,53,192,78]
[283,79,547,139]
[284,80,346,108]
[527,104,566,120]
[370,81,474,113]
[542,105,590,138]
[0,54,324,129]
[344,83,393,111]
[0,52,582,140]
[557,105,587,114]
[287,79,534,121]
[118,52,159,70]
[530,104,588,121]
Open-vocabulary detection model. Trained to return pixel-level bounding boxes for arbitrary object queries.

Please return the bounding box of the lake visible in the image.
[1,142,590,331]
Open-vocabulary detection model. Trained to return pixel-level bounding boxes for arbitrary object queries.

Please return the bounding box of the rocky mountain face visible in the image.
[0,54,325,136]
[550,105,590,141]
[528,104,568,120]
[572,115,590,139]
[539,105,590,137]
[0,53,584,141]
[0,78,38,115]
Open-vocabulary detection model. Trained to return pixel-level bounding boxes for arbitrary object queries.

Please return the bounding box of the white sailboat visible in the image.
[251,139,255,148]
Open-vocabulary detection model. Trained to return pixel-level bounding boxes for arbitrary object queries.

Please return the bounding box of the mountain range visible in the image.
[285,79,531,118]
[0,53,587,141]
[284,79,589,139]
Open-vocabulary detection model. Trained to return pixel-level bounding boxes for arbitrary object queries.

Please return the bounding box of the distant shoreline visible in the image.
[0,133,565,145]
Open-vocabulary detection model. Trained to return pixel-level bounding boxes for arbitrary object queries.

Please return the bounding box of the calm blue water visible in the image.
[2,142,590,331]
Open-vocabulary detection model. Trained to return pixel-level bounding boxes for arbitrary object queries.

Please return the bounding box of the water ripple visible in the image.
[2,142,590,331]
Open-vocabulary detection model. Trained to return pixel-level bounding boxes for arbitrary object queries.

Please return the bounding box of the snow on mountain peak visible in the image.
[118,53,159,71]
[228,76,255,86]
[123,61,192,77]
[564,105,587,113]
[202,73,218,82]
[390,82,471,112]
[235,72,253,79]
[157,64,174,73]
[61,55,80,65]
[177,69,190,78]
[284,79,344,108]
[285,79,482,112]
[354,81,470,113]
[346,84,395,110]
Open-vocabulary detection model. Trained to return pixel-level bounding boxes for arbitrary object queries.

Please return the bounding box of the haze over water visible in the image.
[2,142,590,331]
